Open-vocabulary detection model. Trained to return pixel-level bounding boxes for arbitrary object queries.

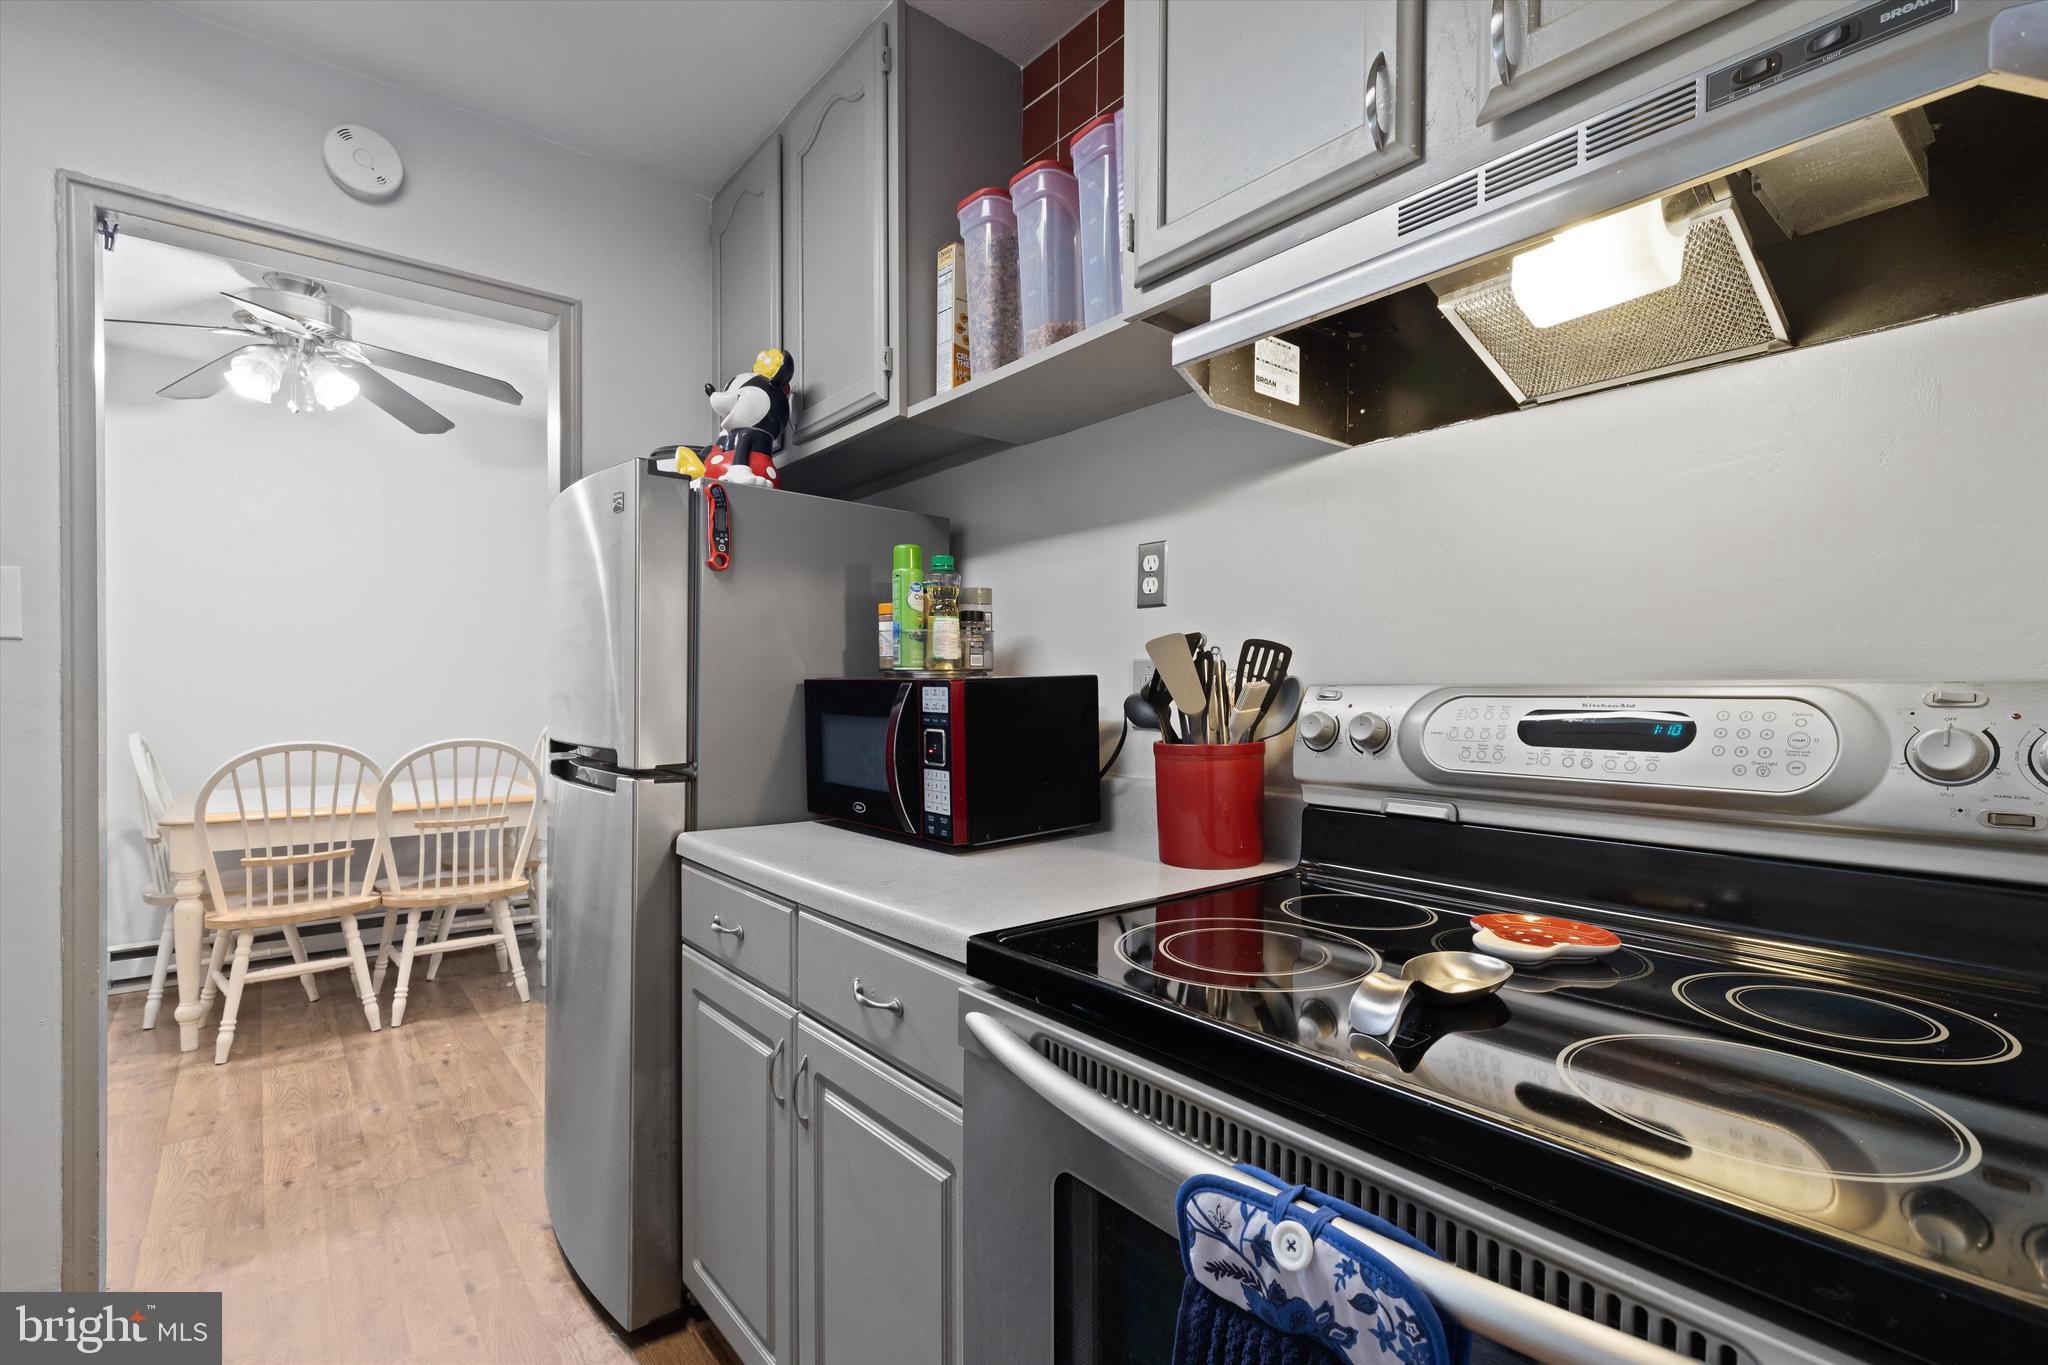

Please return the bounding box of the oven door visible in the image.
[803,679,919,835]
[959,988,1855,1365]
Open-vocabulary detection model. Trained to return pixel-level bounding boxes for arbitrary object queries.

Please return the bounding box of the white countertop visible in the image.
[675,778,1299,963]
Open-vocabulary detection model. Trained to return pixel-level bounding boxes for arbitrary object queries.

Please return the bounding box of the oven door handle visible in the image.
[963,1012,1691,1365]
[883,682,916,834]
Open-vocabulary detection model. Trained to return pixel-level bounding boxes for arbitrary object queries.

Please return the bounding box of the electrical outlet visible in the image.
[1136,540,1167,608]
[1134,659,1155,695]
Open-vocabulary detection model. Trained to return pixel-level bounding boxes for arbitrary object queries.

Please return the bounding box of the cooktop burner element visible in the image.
[1556,1034,1984,1185]
[1278,892,1438,933]
[1672,971,2024,1065]
[1116,919,1381,993]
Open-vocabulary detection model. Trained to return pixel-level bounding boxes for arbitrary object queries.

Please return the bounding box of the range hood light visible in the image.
[1508,200,1687,328]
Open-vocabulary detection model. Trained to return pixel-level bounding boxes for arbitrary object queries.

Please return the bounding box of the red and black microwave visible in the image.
[803,676,1100,846]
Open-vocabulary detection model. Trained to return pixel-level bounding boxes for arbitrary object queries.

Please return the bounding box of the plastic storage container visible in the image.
[955,188,1021,376]
[1071,114,1123,327]
[1008,160,1083,354]
[1153,742,1265,869]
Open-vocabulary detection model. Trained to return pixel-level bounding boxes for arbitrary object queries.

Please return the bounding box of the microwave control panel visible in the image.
[918,682,957,842]
[1291,682,2048,883]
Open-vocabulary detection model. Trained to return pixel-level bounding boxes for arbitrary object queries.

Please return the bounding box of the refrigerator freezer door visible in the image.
[543,765,691,1328]
[547,462,693,769]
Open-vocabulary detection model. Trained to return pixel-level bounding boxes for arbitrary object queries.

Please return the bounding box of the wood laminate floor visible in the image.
[107,948,736,1365]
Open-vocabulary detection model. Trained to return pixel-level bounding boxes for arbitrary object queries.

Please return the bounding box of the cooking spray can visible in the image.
[891,544,926,671]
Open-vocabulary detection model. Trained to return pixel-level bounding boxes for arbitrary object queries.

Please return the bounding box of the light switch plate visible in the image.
[1136,540,1167,608]
[0,566,21,640]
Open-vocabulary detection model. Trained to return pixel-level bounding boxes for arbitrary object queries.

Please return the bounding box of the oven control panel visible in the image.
[1294,682,2048,883]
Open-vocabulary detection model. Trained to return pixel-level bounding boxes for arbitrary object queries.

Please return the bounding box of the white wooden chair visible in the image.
[417,727,550,987]
[190,743,385,1063]
[371,739,539,1025]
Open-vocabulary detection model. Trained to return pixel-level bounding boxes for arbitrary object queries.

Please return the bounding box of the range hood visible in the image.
[1175,0,2048,449]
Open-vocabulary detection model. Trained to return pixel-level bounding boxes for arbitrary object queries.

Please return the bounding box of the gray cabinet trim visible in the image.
[1476,0,1758,124]
[712,135,783,387]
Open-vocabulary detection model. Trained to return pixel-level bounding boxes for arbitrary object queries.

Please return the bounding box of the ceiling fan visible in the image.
[108,272,522,434]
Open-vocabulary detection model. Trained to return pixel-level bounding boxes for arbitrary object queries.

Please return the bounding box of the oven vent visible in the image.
[1586,82,1699,160]
[1482,131,1581,200]
[1396,173,1479,236]
[1034,1037,1757,1365]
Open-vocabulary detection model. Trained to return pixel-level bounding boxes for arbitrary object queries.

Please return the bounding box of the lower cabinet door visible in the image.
[681,948,796,1365]
[793,1017,964,1365]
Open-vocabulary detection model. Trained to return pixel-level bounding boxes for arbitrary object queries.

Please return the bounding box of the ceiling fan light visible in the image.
[312,360,360,411]
[225,348,283,403]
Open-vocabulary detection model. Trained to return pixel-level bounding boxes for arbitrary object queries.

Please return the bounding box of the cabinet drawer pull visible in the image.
[709,914,744,942]
[1365,52,1389,151]
[794,1055,812,1126]
[768,1037,788,1105]
[851,977,905,1015]
[1490,0,1516,86]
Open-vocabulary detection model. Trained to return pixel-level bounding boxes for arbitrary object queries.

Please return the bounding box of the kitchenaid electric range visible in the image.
[965,682,2047,1365]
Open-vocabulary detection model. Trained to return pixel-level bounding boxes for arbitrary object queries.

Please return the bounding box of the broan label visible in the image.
[1252,336,1301,406]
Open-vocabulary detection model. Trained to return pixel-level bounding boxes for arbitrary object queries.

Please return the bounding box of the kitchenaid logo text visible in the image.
[6,1295,220,1363]
[1879,0,1939,23]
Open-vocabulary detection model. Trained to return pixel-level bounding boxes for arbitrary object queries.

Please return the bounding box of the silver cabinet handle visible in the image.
[1364,52,1389,150]
[851,977,904,1015]
[768,1037,787,1105]
[709,914,744,942]
[1490,0,1516,86]
[963,1011,1688,1365]
[793,1054,812,1126]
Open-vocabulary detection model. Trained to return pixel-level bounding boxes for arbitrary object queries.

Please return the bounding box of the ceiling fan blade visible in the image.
[109,318,254,337]
[157,345,265,399]
[351,363,454,434]
[220,291,321,338]
[338,340,523,405]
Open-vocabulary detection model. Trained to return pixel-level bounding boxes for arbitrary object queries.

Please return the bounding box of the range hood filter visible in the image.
[1436,197,1788,405]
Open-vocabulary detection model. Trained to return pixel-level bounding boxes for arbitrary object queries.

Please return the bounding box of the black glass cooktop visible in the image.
[968,816,2048,1364]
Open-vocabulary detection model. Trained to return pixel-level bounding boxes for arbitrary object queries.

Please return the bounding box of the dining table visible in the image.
[155,776,536,1052]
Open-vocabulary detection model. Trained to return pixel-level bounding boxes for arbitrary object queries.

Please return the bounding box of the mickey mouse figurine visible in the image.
[674,348,794,488]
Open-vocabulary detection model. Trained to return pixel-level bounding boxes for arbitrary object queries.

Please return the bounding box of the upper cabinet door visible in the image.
[1476,0,1758,124]
[783,20,892,446]
[712,135,783,388]
[1129,0,1422,288]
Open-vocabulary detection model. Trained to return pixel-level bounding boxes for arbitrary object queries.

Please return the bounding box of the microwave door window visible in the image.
[820,714,892,793]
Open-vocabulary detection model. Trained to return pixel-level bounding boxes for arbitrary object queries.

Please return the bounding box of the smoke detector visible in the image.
[323,125,404,202]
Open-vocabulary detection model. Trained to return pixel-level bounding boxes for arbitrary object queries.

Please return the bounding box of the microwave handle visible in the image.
[884,682,916,834]
[963,1012,1690,1365]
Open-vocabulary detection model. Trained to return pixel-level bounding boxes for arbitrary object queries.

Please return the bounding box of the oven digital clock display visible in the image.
[1518,711,1698,752]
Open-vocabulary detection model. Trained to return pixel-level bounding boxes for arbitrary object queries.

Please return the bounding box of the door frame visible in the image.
[54,170,584,1288]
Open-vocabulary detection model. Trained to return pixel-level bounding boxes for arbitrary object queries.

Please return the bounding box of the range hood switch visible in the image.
[1807,21,1857,57]
[1733,53,1781,86]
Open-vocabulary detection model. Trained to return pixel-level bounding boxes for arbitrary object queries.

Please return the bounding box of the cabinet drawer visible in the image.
[797,912,969,1099]
[680,863,794,998]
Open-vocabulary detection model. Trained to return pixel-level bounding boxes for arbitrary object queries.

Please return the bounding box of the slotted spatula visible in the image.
[1235,639,1293,699]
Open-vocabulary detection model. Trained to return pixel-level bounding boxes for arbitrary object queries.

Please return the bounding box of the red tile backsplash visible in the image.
[1021,2,1125,168]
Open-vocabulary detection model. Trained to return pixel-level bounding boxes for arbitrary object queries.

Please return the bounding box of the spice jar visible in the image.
[960,587,994,673]
[877,601,896,673]
[956,188,1020,377]
[924,554,963,673]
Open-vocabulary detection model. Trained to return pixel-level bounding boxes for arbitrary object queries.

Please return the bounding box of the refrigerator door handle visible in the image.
[884,682,916,835]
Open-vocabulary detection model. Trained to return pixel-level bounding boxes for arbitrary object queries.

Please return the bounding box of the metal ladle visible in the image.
[1348,951,1513,1036]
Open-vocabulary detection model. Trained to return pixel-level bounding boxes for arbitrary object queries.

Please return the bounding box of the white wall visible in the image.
[873,295,2048,780]
[101,339,550,955]
[0,0,709,1289]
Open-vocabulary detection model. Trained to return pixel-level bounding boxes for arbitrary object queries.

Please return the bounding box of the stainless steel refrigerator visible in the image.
[542,459,947,1328]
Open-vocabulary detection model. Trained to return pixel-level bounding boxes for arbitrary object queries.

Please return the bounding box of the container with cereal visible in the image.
[955,187,1021,377]
[1008,160,1083,355]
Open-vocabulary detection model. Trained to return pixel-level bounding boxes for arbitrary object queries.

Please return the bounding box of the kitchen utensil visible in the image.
[1142,671,1179,743]
[1146,634,1209,732]
[1347,951,1513,1035]
[1470,913,1622,964]
[1249,676,1303,742]
[1124,690,1163,736]
[1235,638,1293,699]
[1227,680,1270,743]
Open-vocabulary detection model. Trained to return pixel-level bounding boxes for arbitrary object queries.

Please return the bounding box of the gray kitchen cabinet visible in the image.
[711,136,783,387]
[1127,0,1423,287]
[780,19,892,445]
[681,948,796,1365]
[793,1016,963,1365]
[1474,0,1758,124]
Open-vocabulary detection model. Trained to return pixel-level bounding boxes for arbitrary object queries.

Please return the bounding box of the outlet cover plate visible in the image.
[1137,540,1167,608]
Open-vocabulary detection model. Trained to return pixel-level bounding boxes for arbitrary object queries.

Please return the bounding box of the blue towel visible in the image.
[1172,1166,1537,1365]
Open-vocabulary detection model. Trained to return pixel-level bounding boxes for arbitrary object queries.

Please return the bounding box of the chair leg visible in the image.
[213,931,254,1065]
[141,906,176,1030]
[196,929,230,1023]
[338,914,382,1033]
[488,898,531,1004]
[391,912,423,1027]
[372,908,396,994]
[281,925,319,1001]
[425,904,458,981]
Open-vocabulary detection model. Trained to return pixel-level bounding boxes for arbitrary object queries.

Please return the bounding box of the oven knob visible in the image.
[1347,712,1391,754]
[1299,712,1340,751]
[1904,722,1995,785]
[2031,733,2048,784]
[2024,1226,2048,1288]
[1902,1188,1992,1257]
